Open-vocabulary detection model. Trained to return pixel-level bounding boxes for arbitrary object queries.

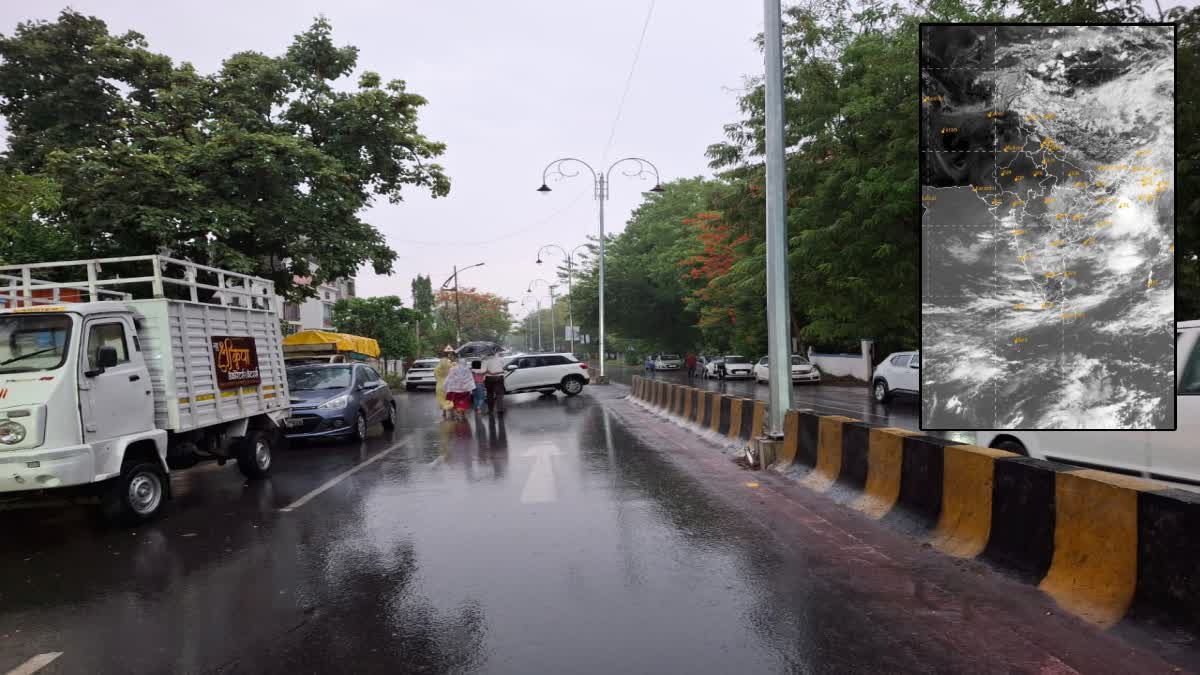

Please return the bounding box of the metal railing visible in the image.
[0,255,278,312]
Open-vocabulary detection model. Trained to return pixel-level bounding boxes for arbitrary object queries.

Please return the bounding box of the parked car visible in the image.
[973,320,1199,490]
[708,355,753,379]
[503,352,590,396]
[754,355,821,384]
[872,351,919,403]
[654,353,684,370]
[403,358,440,391]
[287,363,396,441]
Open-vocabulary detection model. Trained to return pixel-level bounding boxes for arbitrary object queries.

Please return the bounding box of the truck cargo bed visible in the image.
[133,299,288,432]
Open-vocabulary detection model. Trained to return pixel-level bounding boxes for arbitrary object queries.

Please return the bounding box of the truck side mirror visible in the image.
[86,345,119,377]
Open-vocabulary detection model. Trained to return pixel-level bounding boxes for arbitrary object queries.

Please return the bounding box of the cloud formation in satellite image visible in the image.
[921,24,1174,430]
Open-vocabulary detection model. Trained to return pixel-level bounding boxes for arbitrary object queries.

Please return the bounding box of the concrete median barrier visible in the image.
[621,389,1200,638]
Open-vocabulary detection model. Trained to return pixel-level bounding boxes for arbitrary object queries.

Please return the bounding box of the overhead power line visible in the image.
[601,0,657,162]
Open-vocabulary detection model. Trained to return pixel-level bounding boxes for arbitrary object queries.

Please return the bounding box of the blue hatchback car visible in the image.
[285,363,397,441]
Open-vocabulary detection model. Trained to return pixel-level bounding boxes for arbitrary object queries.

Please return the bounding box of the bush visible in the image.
[383,373,405,390]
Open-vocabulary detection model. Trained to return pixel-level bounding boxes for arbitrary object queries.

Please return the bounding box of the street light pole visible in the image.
[439,262,485,346]
[528,279,558,353]
[538,158,665,380]
[537,243,588,354]
[763,0,793,437]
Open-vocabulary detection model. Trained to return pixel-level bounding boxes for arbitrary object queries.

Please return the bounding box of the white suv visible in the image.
[872,351,919,403]
[503,353,590,396]
[402,358,440,391]
[654,354,683,370]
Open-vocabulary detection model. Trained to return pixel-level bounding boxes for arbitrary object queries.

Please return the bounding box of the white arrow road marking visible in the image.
[6,653,63,675]
[520,442,564,504]
[279,437,412,512]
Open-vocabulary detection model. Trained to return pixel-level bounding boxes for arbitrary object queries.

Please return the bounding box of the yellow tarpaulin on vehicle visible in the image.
[282,330,381,358]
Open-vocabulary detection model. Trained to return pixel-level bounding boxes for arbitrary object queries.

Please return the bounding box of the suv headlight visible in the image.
[318,394,350,411]
[0,420,26,445]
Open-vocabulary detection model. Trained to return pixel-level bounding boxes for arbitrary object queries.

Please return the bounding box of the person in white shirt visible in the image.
[482,353,507,415]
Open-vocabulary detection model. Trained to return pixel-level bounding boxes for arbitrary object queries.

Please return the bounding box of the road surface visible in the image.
[0,385,1185,673]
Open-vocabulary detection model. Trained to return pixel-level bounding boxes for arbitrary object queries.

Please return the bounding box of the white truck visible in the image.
[0,256,291,522]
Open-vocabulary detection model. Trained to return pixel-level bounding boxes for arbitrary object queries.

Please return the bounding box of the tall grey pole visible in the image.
[597,174,607,376]
[566,259,575,354]
[536,300,543,351]
[453,264,461,344]
[549,286,558,352]
[764,0,792,437]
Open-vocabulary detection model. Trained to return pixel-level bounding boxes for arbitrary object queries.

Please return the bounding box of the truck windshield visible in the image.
[287,366,352,390]
[0,314,73,373]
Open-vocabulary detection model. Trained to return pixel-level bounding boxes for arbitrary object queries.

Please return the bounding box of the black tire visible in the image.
[561,376,585,396]
[405,384,416,392]
[352,411,369,441]
[382,401,398,430]
[993,439,1029,456]
[102,459,168,525]
[236,430,274,479]
[872,379,892,404]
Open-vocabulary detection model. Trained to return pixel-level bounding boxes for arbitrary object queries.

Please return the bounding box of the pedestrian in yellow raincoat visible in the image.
[434,345,456,418]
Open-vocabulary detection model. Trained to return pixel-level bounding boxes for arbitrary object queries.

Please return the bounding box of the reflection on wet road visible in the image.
[0,386,1161,672]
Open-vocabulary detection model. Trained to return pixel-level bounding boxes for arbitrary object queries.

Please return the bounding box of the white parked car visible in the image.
[707,355,754,379]
[973,320,1199,489]
[754,355,821,384]
[503,352,590,396]
[872,351,919,403]
[402,358,440,391]
[654,353,683,370]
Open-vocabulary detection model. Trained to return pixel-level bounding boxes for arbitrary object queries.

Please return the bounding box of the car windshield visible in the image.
[725,356,750,364]
[791,356,809,365]
[661,354,680,360]
[412,360,438,369]
[0,313,73,373]
[288,366,352,390]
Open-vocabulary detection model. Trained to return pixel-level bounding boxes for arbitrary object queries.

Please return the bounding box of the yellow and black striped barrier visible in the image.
[627,376,1200,636]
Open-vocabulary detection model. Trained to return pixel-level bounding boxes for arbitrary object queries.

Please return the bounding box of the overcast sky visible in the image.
[1,1,765,318]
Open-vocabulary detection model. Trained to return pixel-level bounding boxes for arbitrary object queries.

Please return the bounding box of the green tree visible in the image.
[331,295,415,361]
[432,288,512,345]
[411,274,435,318]
[0,11,449,298]
[0,173,72,264]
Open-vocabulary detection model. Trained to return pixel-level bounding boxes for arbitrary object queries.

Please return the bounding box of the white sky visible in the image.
[0,1,766,315]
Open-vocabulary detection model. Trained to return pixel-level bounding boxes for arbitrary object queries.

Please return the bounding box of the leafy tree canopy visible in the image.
[331,295,415,360]
[0,11,449,299]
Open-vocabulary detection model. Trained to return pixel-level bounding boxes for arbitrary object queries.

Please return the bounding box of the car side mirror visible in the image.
[910,363,919,369]
[505,363,518,371]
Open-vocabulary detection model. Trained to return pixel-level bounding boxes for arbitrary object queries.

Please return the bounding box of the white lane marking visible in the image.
[6,653,63,675]
[279,438,411,512]
[520,443,563,504]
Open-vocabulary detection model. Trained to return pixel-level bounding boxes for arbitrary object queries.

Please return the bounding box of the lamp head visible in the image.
[649,183,666,193]
[537,184,552,193]
[536,256,543,265]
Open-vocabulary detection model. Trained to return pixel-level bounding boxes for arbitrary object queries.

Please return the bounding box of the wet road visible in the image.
[601,364,926,431]
[0,386,1181,673]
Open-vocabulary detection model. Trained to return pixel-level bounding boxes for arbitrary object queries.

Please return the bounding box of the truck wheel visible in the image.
[236,430,273,479]
[103,460,167,525]
[382,402,398,430]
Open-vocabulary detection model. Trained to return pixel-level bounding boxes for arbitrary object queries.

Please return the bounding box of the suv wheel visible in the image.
[561,376,585,396]
[872,379,892,403]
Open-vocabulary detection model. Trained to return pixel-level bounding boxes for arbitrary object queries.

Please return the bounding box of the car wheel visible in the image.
[872,379,892,403]
[103,459,168,525]
[992,439,1029,456]
[352,412,368,441]
[382,401,398,430]
[561,376,585,396]
[236,430,274,479]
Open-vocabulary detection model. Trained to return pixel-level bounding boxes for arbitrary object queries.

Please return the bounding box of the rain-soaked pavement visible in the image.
[0,385,1185,673]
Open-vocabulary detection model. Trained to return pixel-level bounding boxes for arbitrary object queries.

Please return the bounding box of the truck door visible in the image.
[79,316,154,444]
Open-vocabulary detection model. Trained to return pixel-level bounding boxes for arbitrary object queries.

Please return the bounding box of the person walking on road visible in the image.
[434,345,455,419]
[685,353,698,379]
[470,359,487,414]
[483,350,507,415]
[444,358,478,421]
